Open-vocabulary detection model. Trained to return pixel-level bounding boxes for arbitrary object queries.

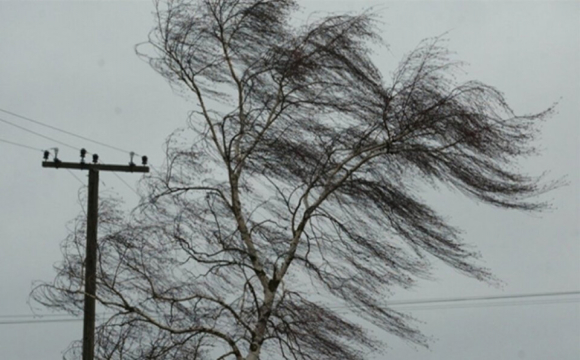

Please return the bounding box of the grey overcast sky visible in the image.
[0,1,578,359]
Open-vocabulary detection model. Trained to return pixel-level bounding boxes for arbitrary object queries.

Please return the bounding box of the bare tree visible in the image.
[32,0,560,359]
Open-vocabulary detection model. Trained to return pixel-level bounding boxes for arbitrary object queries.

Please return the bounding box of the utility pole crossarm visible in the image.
[42,161,149,173]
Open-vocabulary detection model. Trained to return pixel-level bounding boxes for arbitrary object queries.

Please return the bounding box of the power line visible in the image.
[325,290,580,311]
[0,139,139,196]
[0,312,113,320]
[0,116,101,158]
[384,290,580,307]
[67,169,87,186]
[0,138,134,195]
[0,313,114,325]
[0,108,135,155]
[0,318,83,325]
[0,313,79,319]
[111,172,139,196]
[0,136,93,188]
[0,137,44,152]
[1,112,147,186]
[1,110,149,181]
[2,290,578,325]
[387,298,580,312]
[0,116,80,152]
[2,298,578,325]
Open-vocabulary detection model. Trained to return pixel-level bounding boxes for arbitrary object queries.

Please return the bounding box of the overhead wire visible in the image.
[0,111,145,195]
[0,137,139,218]
[326,290,580,311]
[0,117,80,152]
[0,313,82,319]
[0,318,83,325]
[66,169,86,186]
[0,137,44,152]
[0,137,87,187]
[0,312,114,325]
[390,297,580,312]
[0,312,116,320]
[2,290,579,325]
[111,172,140,196]
[379,290,580,307]
[0,107,136,155]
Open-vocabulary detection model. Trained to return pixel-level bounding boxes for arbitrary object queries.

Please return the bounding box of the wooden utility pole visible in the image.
[42,150,148,360]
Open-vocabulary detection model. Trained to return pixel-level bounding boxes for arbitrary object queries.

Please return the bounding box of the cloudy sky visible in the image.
[0,1,578,359]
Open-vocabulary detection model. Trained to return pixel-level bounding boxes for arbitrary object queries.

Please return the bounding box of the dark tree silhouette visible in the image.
[32,0,559,359]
